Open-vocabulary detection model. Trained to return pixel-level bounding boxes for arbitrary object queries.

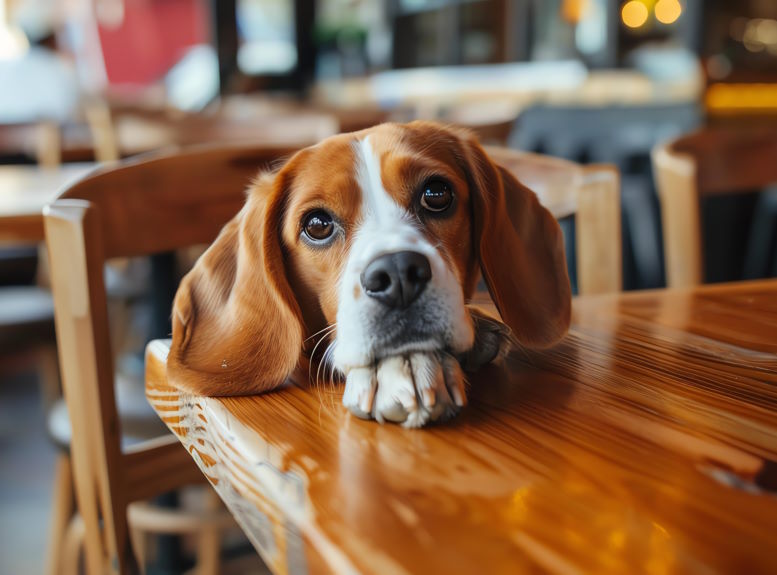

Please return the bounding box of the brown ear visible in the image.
[465,139,571,348]
[167,172,304,396]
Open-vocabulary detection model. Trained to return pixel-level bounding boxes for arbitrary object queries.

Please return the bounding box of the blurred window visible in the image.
[236,0,297,74]
[531,0,609,64]
[531,0,580,61]
[575,0,608,59]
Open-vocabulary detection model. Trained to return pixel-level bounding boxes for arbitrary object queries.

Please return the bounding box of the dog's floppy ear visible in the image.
[464,137,571,348]
[167,171,304,396]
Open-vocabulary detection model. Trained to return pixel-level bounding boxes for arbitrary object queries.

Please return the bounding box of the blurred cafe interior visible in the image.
[2,0,777,573]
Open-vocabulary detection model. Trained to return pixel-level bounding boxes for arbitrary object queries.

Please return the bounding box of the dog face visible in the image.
[283,128,479,372]
[167,121,571,426]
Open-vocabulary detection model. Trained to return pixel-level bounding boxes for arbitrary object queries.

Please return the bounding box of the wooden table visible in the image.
[145,280,777,574]
[0,163,95,242]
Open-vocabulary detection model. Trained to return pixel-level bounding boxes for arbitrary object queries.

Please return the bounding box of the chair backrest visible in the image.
[43,143,300,574]
[487,146,622,295]
[652,127,777,287]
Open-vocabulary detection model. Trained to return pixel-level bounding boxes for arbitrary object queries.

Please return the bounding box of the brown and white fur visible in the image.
[167,122,571,427]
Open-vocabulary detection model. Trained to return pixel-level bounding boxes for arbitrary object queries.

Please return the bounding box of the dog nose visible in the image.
[360,251,432,309]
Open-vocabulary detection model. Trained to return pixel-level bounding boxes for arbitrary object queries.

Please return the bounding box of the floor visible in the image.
[0,368,270,574]
[0,371,55,574]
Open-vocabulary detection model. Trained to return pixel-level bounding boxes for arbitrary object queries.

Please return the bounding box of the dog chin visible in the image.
[333,304,476,372]
[333,331,472,373]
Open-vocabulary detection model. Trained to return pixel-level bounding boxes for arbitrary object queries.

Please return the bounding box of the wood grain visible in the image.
[146,280,777,575]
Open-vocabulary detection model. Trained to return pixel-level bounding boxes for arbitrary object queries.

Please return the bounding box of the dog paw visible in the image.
[342,352,466,428]
[459,306,514,372]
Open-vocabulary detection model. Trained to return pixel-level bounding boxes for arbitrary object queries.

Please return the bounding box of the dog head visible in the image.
[167,121,571,395]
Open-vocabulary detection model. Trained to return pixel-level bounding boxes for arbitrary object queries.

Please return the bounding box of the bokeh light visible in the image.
[621,1,649,29]
[655,0,682,25]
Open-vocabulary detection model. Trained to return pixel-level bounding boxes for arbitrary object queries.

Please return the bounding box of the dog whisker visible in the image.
[305,323,337,343]
[315,338,336,390]
[322,342,340,408]
[324,344,342,386]
[309,325,337,387]
[312,337,339,419]
[310,339,341,415]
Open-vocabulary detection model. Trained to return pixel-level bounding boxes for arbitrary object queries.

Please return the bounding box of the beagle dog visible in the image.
[168,121,571,427]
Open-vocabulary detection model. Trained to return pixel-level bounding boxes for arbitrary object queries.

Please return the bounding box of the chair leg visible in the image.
[743,188,777,280]
[129,528,146,574]
[36,344,61,412]
[46,454,75,575]
[62,514,86,575]
[196,489,222,575]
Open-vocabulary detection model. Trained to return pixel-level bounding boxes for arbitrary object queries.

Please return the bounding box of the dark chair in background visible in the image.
[745,186,777,280]
[509,103,701,291]
[653,127,777,288]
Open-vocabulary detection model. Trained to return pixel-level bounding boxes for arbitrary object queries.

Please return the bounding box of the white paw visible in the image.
[342,352,466,428]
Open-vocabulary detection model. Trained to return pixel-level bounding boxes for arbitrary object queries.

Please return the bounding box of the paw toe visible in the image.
[343,367,376,419]
[441,353,467,407]
[342,352,467,427]
[375,356,417,424]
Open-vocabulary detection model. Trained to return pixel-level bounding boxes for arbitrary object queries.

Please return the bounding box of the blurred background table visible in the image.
[146,279,777,574]
[0,163,94,243]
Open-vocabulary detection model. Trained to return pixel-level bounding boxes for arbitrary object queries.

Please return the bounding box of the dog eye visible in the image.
[302,210,335,242]
[420,179,453,213]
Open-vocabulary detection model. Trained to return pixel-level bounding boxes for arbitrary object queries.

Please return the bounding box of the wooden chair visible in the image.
[652,127,777,288]
[43,143,300,574]
[487,146,622,294]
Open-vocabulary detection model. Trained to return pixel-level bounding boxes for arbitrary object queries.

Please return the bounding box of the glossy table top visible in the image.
[0,163,95,242]
[146,280,777,574]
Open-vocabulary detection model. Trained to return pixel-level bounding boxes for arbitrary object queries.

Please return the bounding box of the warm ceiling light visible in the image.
[655,0,682,25]
[621,1,649,29]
